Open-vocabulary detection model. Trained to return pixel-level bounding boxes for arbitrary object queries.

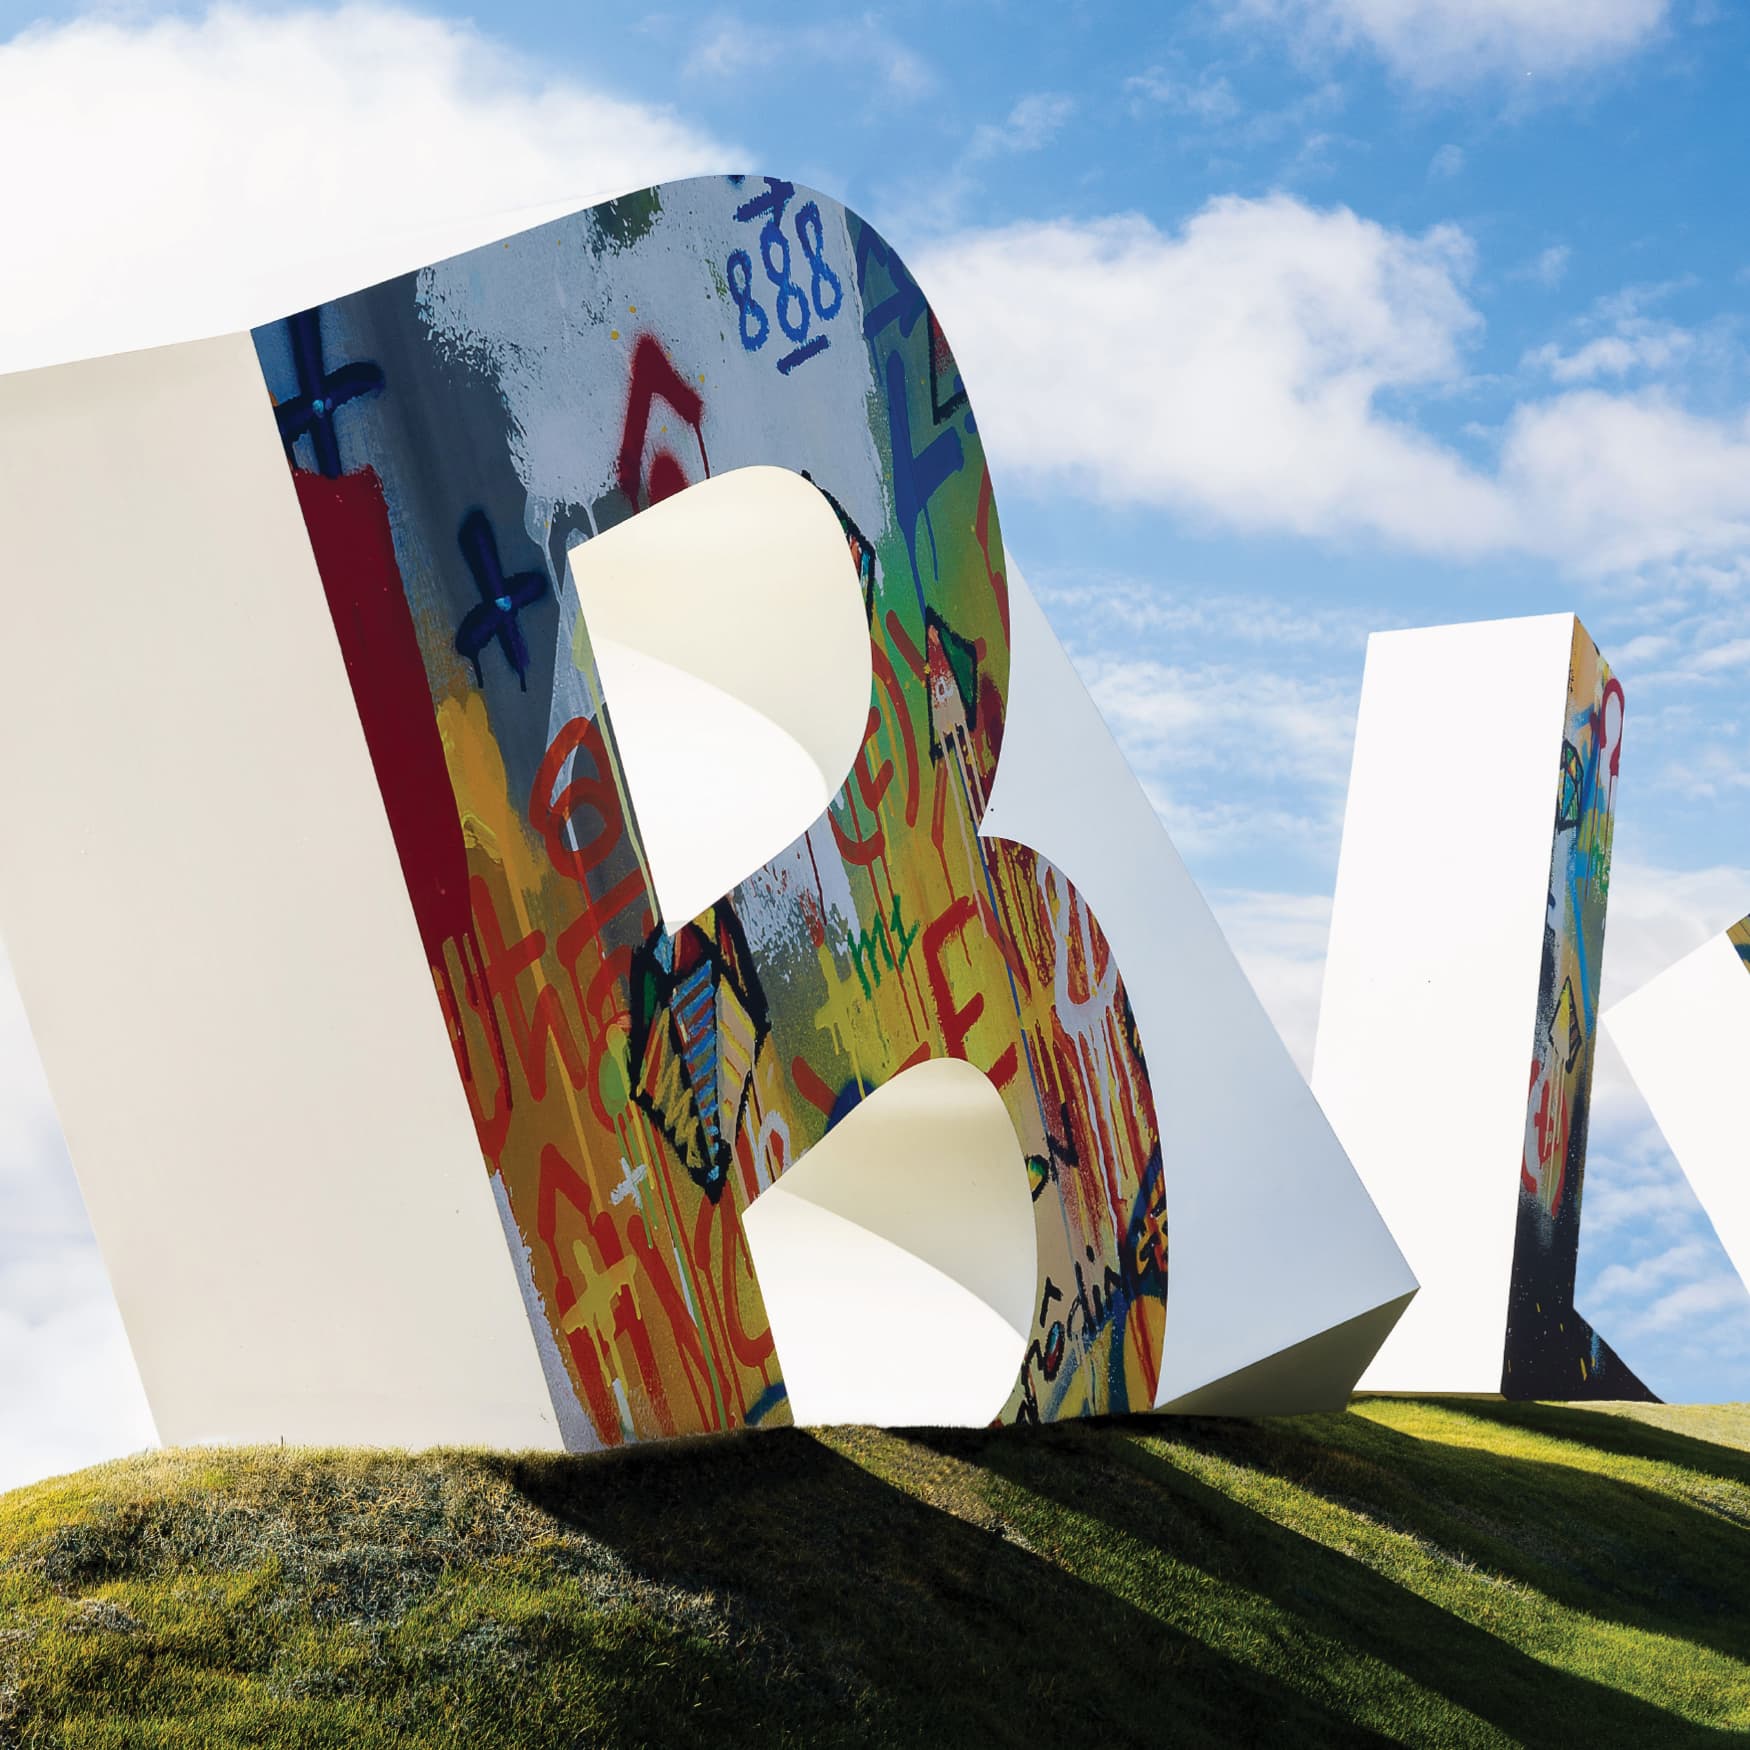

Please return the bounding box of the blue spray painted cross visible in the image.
[454,510,548,691]
[273,308,384,479]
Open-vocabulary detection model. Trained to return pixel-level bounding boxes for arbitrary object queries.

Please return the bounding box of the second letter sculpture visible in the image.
[1315,613,1653,1400]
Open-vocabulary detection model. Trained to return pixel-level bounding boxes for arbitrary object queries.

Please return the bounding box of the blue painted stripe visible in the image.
[745,1381,789,1426]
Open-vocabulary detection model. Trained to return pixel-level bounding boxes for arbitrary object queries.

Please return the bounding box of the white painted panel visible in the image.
[982,565,1415,1411]
[743,1059,1033,1426]
[1313,614,1576,1393]
[568,466,872,930]
[0,335,565,1451]
[1607,932,1750,1293]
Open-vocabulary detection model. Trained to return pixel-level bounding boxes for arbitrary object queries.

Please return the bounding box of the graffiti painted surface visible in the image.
[1502,623,1651,1400]
[252,177,1167,1447]
[1727,915,1750,968]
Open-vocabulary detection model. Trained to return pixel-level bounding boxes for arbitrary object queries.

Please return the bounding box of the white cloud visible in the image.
[685,12,935,100]
[1033,572,1385,649]
[1522,244,1573,287]
[1589,1236,1714,1304]
[1579,1125,1706,1238]
[1585,1210,1750,1341]
[1499,391,1750,575]
[1075,651,1357,794]
[918,196,1516,555]
[1059,635,1358,877]
[1630,1271,1750,1335]
[1613,632,1675,667]
[1524,285,1695,382]
[1227,0,1671,87]
[881,89,1079,238]
[1573,1085,1750,1394]
[1119,57,1354,192]
[0,4,737,375]
[1125,67,1244,123]
[1527,329,1692,382]
[1599,857,1750,1007]
[968,93,1076,160]
[1428,142,1465,178]
[0,946,156,1494]
[0,1250,158,1495]
[1689,638,1750,674]
[1207,889,1333,1071]
[918,196,1750,580]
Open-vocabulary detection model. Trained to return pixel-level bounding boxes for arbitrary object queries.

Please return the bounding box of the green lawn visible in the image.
[1,1399,1746,1747]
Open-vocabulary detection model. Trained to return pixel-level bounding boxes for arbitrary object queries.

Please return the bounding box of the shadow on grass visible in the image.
[1152,1401,1750,1659]
[489,1429,1389,1750]
[910,1416,1742,1749]
[9,1402,1743,1747]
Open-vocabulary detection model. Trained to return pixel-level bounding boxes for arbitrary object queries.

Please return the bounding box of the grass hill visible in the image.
[1,1398,1747,1747]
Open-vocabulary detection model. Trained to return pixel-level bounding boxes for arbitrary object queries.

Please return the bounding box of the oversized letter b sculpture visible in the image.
[0,174,1418,1452]
[254,176,1168,1444]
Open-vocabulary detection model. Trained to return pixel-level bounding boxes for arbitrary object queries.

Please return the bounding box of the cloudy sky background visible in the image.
[3,0,1749,1490]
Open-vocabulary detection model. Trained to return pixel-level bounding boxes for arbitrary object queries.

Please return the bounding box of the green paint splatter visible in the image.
[588,188,663,257]
[598,1037,631,1119]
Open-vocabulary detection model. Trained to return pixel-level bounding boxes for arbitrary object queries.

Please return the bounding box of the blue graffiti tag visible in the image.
[726,178,843,373]
[454,510,549,690]
[272,308,384,479]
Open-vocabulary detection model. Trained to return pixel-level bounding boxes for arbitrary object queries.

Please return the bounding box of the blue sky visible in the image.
[2,0,1748,1485]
